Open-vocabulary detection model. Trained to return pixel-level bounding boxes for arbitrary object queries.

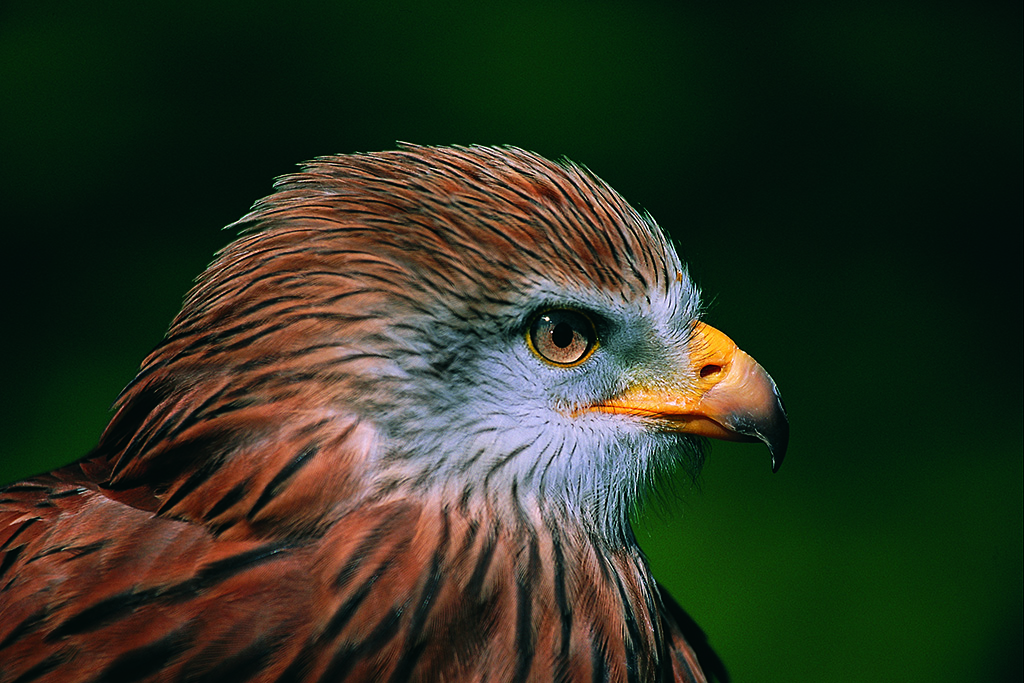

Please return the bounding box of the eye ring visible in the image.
[527,309,598,367]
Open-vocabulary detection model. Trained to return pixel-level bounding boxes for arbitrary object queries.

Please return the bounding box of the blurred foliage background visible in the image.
[1,1,1020,681]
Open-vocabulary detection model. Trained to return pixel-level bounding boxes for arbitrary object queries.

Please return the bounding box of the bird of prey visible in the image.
[0,145,787,683]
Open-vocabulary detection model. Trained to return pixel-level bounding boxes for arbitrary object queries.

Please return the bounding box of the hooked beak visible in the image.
[589,322,789,472]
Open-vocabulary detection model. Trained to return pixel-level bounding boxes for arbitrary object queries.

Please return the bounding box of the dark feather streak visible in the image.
[247,441,321,520]
[203,479,251,522]
[0,517,41,552]
[513,534,541,679]
[388,510,451,681]
[91,623,194,683]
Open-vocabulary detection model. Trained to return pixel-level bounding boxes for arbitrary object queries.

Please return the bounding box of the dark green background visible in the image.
[2,1,1020,681]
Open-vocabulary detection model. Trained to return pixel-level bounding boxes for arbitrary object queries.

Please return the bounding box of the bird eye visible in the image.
[527,310,597,366]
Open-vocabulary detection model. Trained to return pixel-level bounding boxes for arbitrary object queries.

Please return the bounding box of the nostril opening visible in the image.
[700,364,722,379]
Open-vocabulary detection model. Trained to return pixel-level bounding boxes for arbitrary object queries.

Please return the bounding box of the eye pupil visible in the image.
[551,321,574,348]
[528,309,597,366]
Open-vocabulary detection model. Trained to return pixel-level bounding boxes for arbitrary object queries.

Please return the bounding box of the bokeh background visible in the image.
[2,1,1020,681]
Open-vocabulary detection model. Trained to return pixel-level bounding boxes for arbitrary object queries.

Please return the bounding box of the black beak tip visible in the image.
[758,387,789,474]
[770,446,786,473]
[766,404,789,474]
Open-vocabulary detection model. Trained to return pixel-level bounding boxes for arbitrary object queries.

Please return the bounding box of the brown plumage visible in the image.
[0,145,787,682]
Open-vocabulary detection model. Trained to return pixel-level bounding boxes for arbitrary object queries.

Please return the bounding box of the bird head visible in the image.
[99,145,787,542]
